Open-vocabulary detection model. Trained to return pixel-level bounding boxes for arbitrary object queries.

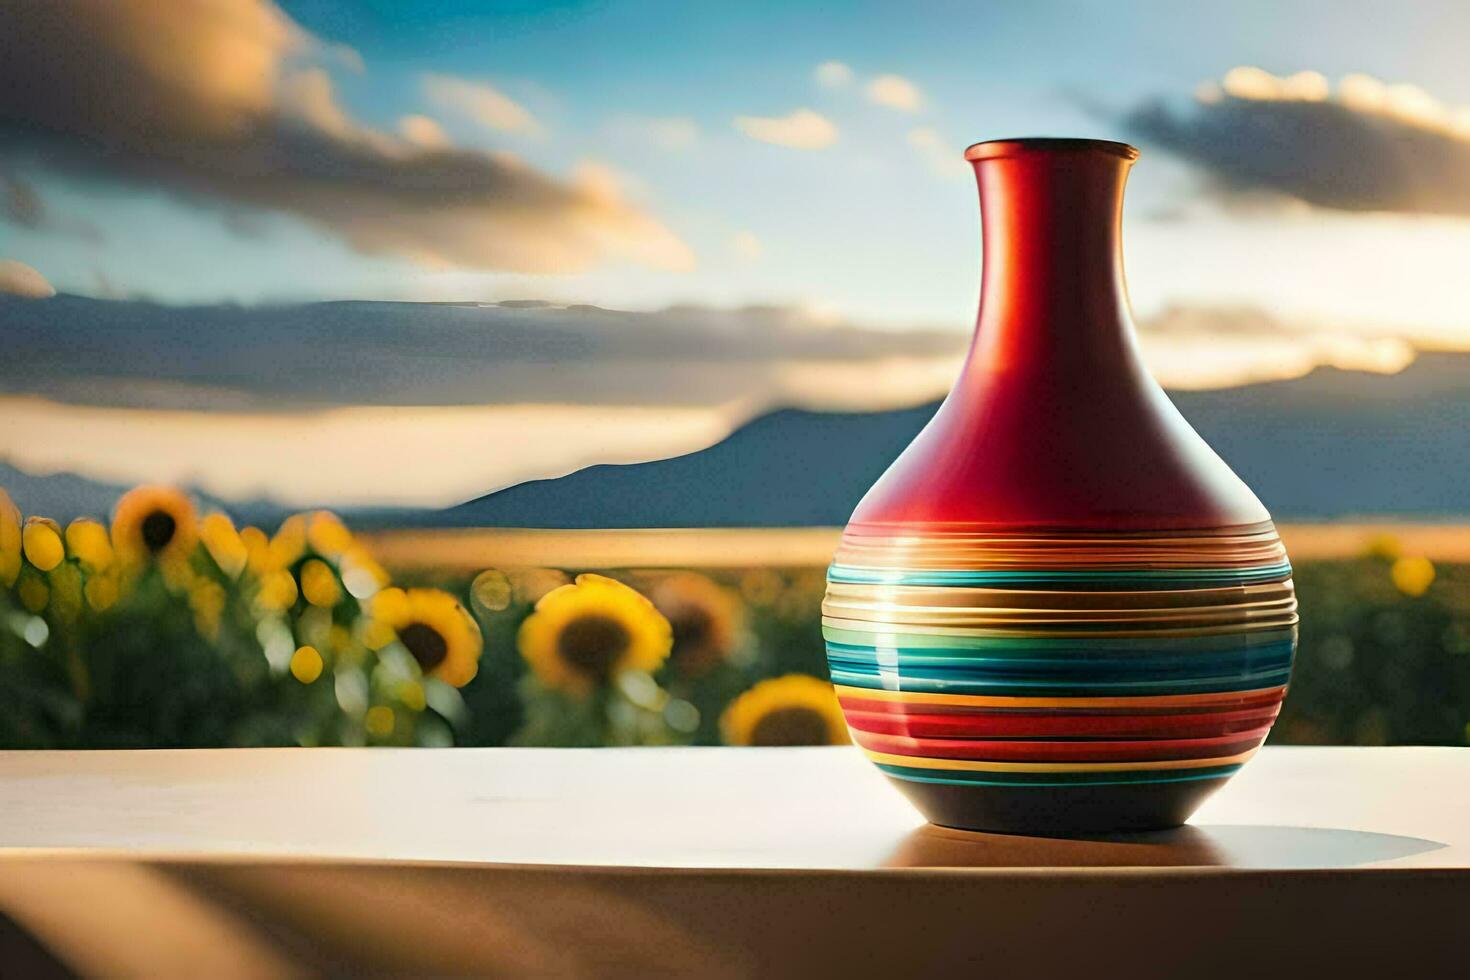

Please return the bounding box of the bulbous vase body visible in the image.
[824,138,1297,835]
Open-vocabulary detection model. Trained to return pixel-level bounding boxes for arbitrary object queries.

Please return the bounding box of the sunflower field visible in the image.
[3,483,1470,750]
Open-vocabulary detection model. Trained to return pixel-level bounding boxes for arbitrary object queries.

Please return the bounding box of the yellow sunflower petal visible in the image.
[240,526,272,573]
[22,517,64,572]
[200,512,248,579]
[0,488,21,587]
[65,518,114,572]
[306,510,353,559]
[389,588,482,688]
[650,572,743,678]
[290,645,325,684]
[721,675,848,747]
[300,558,342,608]
[269,514,307,569]
[518,573,670,695]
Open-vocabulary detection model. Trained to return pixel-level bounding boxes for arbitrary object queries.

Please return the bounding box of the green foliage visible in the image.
[0,498,453,748]
[7,494,1470,751]
[1273,557,1470,745]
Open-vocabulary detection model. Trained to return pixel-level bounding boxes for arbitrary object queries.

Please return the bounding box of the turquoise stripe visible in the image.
[828,663,1293,696]
[876,763,1243,787]
[822,624,1297,653]
[827,562,1292,588]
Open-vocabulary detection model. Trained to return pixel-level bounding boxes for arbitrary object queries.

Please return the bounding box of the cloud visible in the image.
[0,294,974,506]
[4,292,1432,414]
[420,73,542,136]
[0,260,55,299]
[866,74,924,112]
[1124,66,1470,215]
[604,115,699,151]
[0,397,737,510]
[729,231,763,262]
[398,115,450,150]
[0,295,969,412]
[1136,304,1416,389]
[733,109,838,150]
[0,0,692,274]
[0,296,1438,508]
[907,127,969,180]
[814,61,854,89]
[1,171,44,227]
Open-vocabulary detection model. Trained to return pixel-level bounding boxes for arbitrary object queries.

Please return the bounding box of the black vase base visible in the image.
[888,775,1230,838]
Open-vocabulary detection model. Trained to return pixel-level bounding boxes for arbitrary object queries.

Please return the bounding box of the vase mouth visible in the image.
[963,137,1140,162]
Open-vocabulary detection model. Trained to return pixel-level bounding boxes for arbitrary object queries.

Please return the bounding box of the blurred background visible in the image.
[3,0,1470,750]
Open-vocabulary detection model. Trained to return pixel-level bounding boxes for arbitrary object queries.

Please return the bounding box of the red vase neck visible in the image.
[849,138,1270,533]
[969,139,1137,384]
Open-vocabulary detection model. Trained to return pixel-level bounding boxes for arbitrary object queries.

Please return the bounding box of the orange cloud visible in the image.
[0,260,54,299]
[421,74,542,135]
[0,0,691,274]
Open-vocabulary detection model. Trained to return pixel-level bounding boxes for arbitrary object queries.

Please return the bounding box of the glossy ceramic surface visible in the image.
[825,139,1297,835]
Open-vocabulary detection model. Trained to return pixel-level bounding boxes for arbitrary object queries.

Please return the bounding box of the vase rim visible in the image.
[963,137,1140,162]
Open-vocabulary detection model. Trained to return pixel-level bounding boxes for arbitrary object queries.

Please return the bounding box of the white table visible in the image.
[0,746,1465,977]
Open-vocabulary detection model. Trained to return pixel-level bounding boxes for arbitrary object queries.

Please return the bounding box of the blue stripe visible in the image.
[828,662,1294,696]
[825,638,1296,672]
[827,562,1292,589]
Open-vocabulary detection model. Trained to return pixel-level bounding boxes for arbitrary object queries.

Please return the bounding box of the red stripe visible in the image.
[849,727,1271,762]
[837,686,1286,717]
[840,702,1282,739]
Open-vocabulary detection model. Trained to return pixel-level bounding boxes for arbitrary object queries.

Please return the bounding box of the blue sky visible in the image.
[5,1,1470,506]
[8,0,1470,328]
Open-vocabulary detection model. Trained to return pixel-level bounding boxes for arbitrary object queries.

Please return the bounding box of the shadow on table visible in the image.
[884,822,1447,869]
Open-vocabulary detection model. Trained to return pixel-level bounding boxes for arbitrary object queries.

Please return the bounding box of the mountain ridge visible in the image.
[5,351,1468,526]
[444,351,1470,527]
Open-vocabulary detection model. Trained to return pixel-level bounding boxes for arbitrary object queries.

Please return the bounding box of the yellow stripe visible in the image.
[833,683,1287,710]
[819,616,1297,639]
[862,747,1258,773]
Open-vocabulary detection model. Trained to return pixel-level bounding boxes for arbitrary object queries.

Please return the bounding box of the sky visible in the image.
[3,0,1470,508]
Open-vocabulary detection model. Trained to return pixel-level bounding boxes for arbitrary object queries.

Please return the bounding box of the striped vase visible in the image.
[825,139,1297,835]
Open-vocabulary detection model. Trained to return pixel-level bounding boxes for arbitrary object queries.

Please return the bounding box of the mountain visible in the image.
[437,403,936,529]
[0,460,279,526]
[8,351,1470,528]
[444,352,1470,527]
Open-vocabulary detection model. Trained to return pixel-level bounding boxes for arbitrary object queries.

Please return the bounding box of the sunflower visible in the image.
[240,526,272,574]
[306,510,353,559]
[111,485,197,565]
[255,568,298,612]
[299,558,341,608]
[65,518,114,572]
[1391,556,1435,597]
[518,573,671,695]
[650,572,743,678]
[721,675,849,747]
[21,517,64,572]
[0,488,21,587]
[373,587,482,688]
[199,513,247,579]
[338,544,389,599]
